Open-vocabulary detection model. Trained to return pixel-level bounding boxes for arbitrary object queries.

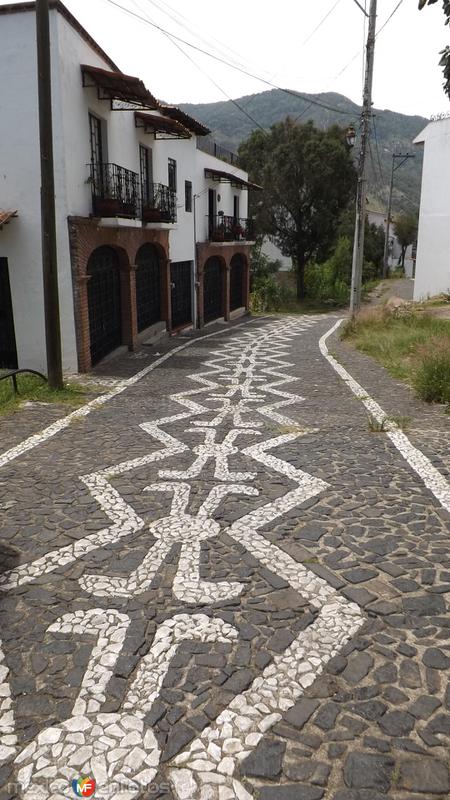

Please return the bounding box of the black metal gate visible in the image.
[230,255,244,311]
[136,244,161,332]
[170,261,192,329]
[87,246,122,366]
[0,258,18,369]
[203,257,223,323]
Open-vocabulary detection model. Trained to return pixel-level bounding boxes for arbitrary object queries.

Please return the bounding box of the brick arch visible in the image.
[202,255,227,325]
[134,244,166,334]
[68,217,170,371]
[229,252,250,313]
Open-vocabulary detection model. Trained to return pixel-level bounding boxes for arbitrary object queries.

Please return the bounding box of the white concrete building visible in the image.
[0,1,256,373]
[413,116,450,300]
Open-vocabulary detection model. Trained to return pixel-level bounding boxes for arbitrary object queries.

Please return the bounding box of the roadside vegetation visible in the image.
[0,373,90,416]
[343,303,450,409]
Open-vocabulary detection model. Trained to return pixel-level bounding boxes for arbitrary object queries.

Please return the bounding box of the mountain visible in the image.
[179,89,428,213]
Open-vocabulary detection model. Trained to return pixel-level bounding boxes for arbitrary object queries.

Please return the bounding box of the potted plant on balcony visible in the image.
[142,205,163,223]
[93,195,122,217]
[212,223,226,242]
[231,222,244,240]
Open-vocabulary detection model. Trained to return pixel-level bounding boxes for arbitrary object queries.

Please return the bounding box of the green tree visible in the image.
[419,0,450,97]
[336,206,385,277]
[394,213,418,269]
[239,119,356,299]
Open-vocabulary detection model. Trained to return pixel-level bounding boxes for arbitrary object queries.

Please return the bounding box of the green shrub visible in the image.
[305,237,351,305]
[414,338,450,405]
[250,274,283,312]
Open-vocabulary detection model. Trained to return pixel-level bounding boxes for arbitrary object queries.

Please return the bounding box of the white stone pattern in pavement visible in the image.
[320,320,450,512]
[0,642,17,765]
[2,317,366,799]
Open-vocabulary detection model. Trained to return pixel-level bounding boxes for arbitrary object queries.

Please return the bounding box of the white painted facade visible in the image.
[0,2,252,373]
[414,117,450,300]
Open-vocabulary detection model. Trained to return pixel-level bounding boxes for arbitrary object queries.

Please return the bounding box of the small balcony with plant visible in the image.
[89,162,140,218]
[141,183,177,224]
[208,214,254,243]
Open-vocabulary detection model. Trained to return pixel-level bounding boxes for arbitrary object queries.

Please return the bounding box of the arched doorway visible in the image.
[203,256,223,323]
[230,254,245,311]
[87,246,122,366]
[135,244,161,333]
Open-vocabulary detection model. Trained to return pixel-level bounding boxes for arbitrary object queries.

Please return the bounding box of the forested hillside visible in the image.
[180,89,427,212]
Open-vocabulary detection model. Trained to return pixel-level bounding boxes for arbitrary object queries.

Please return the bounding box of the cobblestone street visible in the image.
[1,314,450,800]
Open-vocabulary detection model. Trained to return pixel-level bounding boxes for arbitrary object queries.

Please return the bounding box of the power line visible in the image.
[334,0,405,80]
[100,0,357,117]
[140,0,262,77]
[377,0,404,35]
[129,0,267,134]
[371,114,385,185]
[302,0,342,46]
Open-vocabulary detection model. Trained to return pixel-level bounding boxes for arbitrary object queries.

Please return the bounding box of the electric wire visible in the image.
[100,0,357,117]
[371,115,385,184]
[140,0,263,77]
[302,0,343,46]
[377,0,405,36]
[129,0,268,136]
[334,0,406,81]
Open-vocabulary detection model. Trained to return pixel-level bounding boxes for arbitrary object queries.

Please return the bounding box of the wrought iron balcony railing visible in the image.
[208,215,254,242]
[197,137,240,167]
[89,164,177,224]
[142,183,177,224]
[90,162,140,218]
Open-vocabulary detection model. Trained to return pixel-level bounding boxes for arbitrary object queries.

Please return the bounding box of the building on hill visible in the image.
[367,208,414,279]
[413,116,450,300]
[0,1,257,373]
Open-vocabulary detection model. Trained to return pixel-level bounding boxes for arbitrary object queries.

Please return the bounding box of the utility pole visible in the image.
[36,0,63,389]
[382,152,415,278]
[349,0,377,314]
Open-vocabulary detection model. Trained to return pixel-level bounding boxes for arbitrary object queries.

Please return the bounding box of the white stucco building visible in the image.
[0,0,257,373]
[413,116,450,300]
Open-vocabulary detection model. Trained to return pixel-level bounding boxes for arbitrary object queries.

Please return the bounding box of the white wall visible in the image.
[0,6,252,371]
[194,150,249,243]
[414,118,450,300]
[0,11,75,372]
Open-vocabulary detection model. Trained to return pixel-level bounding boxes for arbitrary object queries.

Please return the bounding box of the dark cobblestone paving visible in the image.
[0,314,449,800]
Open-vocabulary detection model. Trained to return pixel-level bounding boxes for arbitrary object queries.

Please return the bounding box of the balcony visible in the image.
[89,164,176,224]
[142,183,177,224]
[197,136,240,167]
[90,163,139,218]
[208,215,254,243]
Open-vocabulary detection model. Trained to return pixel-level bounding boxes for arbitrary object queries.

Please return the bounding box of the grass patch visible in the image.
[343,306,450,409]
[0,373,91,416]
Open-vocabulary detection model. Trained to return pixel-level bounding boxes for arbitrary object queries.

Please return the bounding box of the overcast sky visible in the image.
[2,0,449,117]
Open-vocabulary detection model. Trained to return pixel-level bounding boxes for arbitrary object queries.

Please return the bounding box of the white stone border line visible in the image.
[0,318,271,471]
[320,319,450,512]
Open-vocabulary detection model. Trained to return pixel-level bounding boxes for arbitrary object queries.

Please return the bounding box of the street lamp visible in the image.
[346,125,356,148]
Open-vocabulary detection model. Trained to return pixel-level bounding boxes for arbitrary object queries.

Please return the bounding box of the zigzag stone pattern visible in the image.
[1,317,367,799]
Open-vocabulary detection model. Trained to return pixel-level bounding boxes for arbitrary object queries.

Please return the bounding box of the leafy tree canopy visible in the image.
[419,0,450,97]
[239,118,356,298]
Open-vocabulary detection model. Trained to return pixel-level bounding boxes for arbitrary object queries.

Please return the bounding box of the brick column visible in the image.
[121,263,138,351]
[76,274,92,373]
[224,264,231,321]
[197,262,205,328]
[162,258,172,332]
[244,259,251,311]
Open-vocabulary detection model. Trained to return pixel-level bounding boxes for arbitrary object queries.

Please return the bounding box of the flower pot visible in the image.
[143,207,163,223]
[94,197,121,217]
